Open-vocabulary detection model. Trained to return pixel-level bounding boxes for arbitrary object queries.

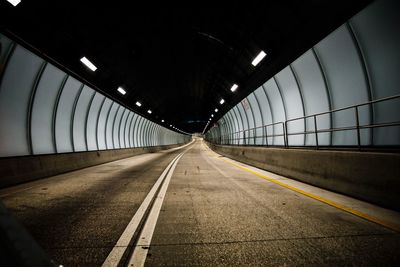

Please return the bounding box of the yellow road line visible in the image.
[216,155,400,233]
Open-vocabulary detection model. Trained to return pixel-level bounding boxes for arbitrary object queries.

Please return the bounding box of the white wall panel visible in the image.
[241,98,255,144]
[315,25,370,145]
[237,102,249,131]
[248,93,263,144]
[97,98,112,150]
[130,114,139,147]
[255,86,273,145]
[291,50,331,146]
[55,77,82,153]
[0,45,44,156]
[235,106,246,144]
[135,116,144,147]
[86,92,105,151]
[143,119,150,147]
[105,102,118,149]
[275,66,305,146]
[263,79,286,145]
[124,112,133,148]
[73,86,95,152]
[351,0,400,145]
[112,106,124,149]
[31,64,65,154]
[119,108,129,148]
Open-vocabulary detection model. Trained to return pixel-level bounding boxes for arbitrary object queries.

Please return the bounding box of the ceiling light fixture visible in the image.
[135,101,142,107]
[230,84,238,92]
[215,108,218,112]
[220,99,225,105]
[211,114,214,117]
[80,57,97,71]
[161,119,164,122]
[117,87,126,95]
[7,0,21,6]
[147,110,152,114]
[251,50,266,66]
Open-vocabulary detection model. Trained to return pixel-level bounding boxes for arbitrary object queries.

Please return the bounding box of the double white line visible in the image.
[102,151,186,267]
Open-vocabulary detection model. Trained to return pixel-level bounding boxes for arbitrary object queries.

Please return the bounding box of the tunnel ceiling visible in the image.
[0,1,370,133]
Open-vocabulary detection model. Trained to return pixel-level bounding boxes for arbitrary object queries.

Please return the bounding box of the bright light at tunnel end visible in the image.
[252,50,266,66]
[7,0,21,6]
[117,87,126,95]
[80,57,97,71]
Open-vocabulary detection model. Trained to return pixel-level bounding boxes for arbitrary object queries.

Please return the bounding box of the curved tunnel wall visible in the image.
[207,0,400,147]
[0,34,190,158]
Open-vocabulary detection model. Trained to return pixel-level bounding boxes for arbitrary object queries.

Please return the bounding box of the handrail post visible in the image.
[265,125,268,147]
[243,131,246,145]
[355,106,361,149]
[314,115,319,149]
[283,122,288,147]
[253,128,256,145]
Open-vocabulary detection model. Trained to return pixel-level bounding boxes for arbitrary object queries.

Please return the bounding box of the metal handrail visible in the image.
[206,94,400,149]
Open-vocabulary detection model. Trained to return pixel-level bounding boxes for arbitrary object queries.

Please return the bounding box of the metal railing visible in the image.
[207,94,400,149]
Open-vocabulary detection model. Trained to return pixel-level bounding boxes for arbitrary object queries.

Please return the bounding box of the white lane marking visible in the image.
[102,152,183,267]
[127,153,185,267]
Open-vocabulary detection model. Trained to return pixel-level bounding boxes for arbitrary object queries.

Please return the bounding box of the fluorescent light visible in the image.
[230,84,238,92]
[251,50,266,66]
[147,110,152,114]
[136,101,141,107]
[117,87,126,95]
[161,119,164,122]
[7,0,21,6]
[80,57,97,71]
[211,114,214,117]
[170,125,172,127]
[215,108,218,112]
[220,99,225,105]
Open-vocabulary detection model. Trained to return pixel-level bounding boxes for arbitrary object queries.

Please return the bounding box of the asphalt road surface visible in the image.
[1,139,399,266]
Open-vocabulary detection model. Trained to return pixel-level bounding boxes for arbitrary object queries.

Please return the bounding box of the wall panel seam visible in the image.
[28,61,47,155]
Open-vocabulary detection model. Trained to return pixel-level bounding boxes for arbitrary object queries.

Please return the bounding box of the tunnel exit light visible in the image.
[220,99,225,105]
[251,51,266,66]
[80,57,97,71]
[136,101,142,107]
[7,0,21,6]
[117,87,126,95]
[230,84,238,92]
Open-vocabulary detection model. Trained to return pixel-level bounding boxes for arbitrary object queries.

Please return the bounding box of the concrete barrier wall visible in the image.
[0,143,187,188]
[207,142,400,211]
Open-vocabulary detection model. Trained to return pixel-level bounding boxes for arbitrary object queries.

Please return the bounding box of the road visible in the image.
[1,139,399,266]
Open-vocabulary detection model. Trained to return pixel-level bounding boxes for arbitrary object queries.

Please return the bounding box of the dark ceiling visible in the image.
[0,0,371,133]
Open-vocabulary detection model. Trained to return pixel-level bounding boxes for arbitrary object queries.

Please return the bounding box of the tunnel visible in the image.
[0,0,399,266]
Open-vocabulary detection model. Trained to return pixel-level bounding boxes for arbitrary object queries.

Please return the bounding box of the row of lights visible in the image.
[169,125,190,135]
[79,56,166,126]
[205,51,267,132]
[80,51,266,135]
[9,0,268,136]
